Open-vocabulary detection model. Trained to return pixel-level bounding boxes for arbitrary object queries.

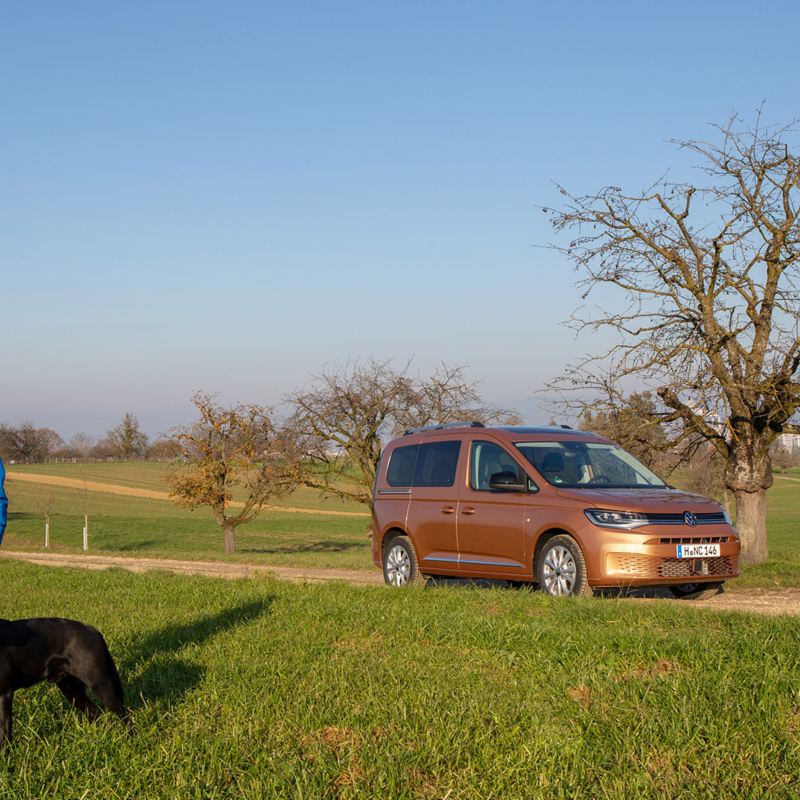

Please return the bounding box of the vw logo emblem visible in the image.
[683,511,697,527]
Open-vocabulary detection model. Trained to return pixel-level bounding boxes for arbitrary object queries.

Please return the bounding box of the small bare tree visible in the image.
[107,413,148,461]
[167,393,302,554]
[771,445,796,473]
[68,433,95,459]
[546,112,800,564]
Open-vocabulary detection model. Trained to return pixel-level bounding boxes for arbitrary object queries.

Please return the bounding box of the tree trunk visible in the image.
[725,431,773,567]
[223,523,236,555]
[734,489,768,566]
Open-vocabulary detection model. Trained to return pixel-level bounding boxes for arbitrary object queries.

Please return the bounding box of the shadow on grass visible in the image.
[122,598,273,710]
[594,584,724,600]
[5,511,39,522]
[425,576,520,591]
[424,576,723,602]
[241,540,366,555]
[102,539,160,552]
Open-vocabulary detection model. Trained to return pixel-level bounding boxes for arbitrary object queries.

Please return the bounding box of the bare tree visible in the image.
[579,390,671,471]
[0,425,14,462]
[290,360,520,520]
[771,445,797,473]
[91,436,118,460]
[107,413,148,461]
[289,359,415,513]
[68,433,95,459]
[147,437,182,461]
[0,423,64,463]
[398,363,522,432]
[166,393,302,554]
[546,112,800,564]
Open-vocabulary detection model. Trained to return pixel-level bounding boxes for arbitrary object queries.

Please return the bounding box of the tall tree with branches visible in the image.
[547,112,800,564]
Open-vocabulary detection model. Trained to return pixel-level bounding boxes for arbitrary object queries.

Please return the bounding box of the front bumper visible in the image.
[586,526,740,588]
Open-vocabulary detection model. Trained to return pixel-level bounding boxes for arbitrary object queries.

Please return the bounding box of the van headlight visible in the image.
[584,509,649,529]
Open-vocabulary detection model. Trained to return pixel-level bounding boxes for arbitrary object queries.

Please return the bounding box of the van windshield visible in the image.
[514,441,667,489]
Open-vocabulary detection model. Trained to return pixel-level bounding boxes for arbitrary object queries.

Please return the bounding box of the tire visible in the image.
[668,581,723,601]
[536,535,593,598]
[382,535,426,587]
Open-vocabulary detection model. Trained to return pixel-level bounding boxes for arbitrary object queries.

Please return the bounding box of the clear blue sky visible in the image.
[2,1,799,439]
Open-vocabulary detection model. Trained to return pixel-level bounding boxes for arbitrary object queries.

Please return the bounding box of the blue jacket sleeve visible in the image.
[0,459,8,542]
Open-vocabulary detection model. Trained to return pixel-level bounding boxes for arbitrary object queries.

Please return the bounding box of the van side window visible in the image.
[386,444,419,486]
[412,441,461,487]
[470,441,522,490]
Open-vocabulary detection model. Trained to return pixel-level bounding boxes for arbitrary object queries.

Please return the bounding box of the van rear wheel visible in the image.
[383,535,426,587]
[536,535,592,598]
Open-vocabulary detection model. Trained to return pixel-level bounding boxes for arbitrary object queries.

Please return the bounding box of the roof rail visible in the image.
[560,424,573,429]
[403,421,485,436]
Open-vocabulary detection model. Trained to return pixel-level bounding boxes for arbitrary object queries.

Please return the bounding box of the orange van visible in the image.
[371,423,740,598]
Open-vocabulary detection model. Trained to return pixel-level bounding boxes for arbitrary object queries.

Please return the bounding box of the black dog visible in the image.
[0,617,132,747]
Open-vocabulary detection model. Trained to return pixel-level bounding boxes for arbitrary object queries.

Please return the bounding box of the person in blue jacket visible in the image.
[0,458,8,546]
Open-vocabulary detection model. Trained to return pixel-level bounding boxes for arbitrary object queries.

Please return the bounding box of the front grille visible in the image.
[644,512,727,526]
[610,554,737,579]
[654,536,729,545]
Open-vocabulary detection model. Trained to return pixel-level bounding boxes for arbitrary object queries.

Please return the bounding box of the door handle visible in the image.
[461,507,476,516]
[441,506,456,515]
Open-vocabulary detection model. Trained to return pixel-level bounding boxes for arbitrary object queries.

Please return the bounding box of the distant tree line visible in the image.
[0,414,180,464]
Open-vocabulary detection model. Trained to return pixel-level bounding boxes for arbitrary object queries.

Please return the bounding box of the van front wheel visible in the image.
[383,535,426,587]
[536,535,592,597]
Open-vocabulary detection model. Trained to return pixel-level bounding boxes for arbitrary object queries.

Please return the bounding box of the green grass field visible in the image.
[0,561,798,799]
[2,479,371,569]
[7,461,367,512]
[2,464,798,587]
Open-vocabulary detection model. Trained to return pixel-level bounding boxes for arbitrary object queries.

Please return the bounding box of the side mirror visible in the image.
[488,471,525,492]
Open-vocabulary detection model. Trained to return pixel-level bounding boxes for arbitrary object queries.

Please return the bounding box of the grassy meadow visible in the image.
[2,476,371,570]
[0,560,799,799]
[1,462,798,587]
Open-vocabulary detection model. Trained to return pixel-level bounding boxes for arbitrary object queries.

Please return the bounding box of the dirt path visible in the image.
[6,471,369,518]
[0,550,380,585]
[1,549,797,617]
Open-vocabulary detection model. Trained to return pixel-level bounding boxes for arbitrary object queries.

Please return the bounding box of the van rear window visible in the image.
[385,440,462,487]
[386,444,418,486]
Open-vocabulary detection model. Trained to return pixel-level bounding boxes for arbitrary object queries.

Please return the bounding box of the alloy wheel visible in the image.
[386,544,412,586]
[542,545,577,596]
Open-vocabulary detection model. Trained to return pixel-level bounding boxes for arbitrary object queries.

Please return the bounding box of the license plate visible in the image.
[676,543,720,558]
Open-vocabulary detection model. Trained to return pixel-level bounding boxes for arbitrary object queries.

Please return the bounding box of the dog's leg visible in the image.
[0,690,12,749]
[57,677,101,721]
